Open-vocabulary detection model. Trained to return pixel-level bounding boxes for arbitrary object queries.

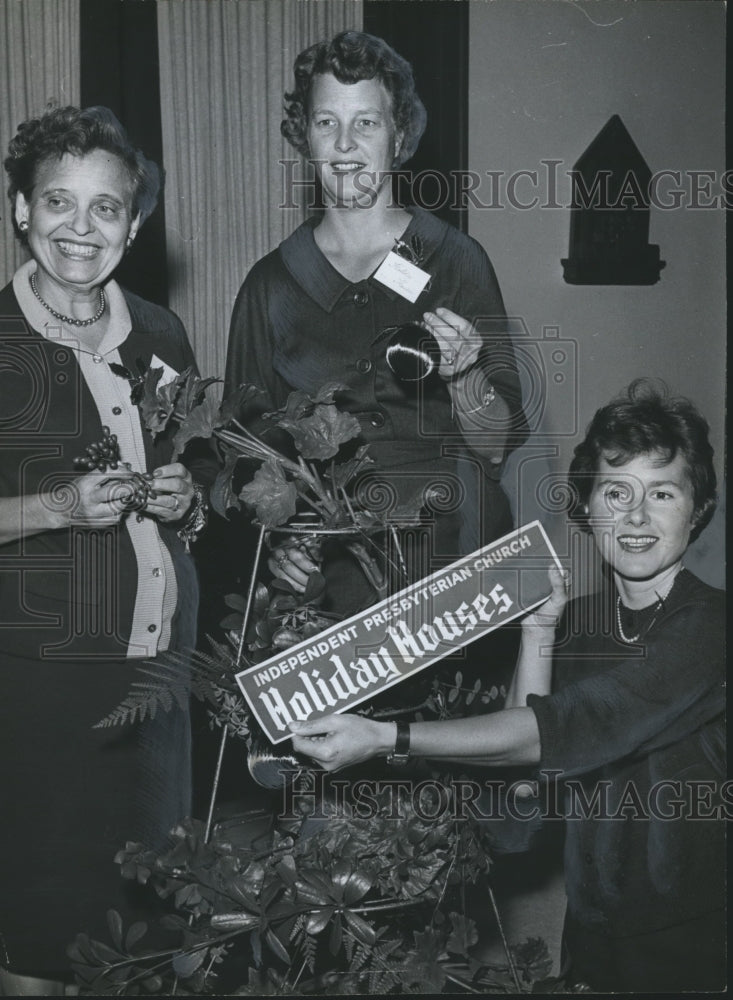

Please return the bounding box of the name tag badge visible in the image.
[149,353,180,388]
[373,251,431,303]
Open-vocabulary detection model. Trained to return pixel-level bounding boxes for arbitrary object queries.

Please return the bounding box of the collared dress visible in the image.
[225,206,529,617]
[528,569,726,991]
[0,263,204,976]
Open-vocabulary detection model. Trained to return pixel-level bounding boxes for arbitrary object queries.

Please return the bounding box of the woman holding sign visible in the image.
[290,380,726,992]
[225,30,528,613]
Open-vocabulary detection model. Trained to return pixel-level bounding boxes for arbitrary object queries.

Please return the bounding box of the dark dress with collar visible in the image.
[0,281,201,976]
[528,569,726,991]
[225,207,529,616]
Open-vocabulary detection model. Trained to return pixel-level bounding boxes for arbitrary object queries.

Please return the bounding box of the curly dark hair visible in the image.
[281,30,427,167]
[4,105,161,244]
[568,378,717,542]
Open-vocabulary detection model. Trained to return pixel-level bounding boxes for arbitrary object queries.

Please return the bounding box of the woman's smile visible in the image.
[616,534,658,553]
[15,148,138,304]
[54,238,103,260]
[307,74,401,205]
[588,450,697,595]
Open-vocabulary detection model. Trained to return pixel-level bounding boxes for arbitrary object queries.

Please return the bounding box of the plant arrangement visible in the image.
[69,786,567,996]
[76,363,567,995]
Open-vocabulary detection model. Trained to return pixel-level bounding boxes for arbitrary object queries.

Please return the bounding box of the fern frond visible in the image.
[94,643,249,729]
[303,929,318,973]
[349,939,371,974]
[370,966,402,994]
[289,912,306,944]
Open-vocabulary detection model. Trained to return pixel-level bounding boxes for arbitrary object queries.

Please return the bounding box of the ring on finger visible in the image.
[172,495,180,512]
[276,552,288,568]
[444,349,456,365]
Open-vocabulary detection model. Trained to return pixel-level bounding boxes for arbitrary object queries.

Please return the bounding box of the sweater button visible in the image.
[112,406,122,415]
[356,358,372,374]
[369,412,385,428]
[147,623,157,633]
[353,289,369,307]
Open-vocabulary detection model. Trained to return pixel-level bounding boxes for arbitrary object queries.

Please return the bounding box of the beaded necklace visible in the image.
[30,270,106,328]
[615,571,679,644]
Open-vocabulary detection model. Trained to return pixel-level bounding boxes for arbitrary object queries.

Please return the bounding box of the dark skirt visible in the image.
[0,652,191,978]
[562,908,727,993]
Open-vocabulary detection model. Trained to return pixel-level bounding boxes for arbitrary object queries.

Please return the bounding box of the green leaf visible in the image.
[274,854,298,886]
[171,393,221,459]
[343,909,376,947]
[305,906,335,936]
[124,920,148,951]
[296,868,334,906]
[220,613,245,630]
[172,370,219,420]
[512,936,554,982]
[172,948,206,977]
[267,389,313,423]
[260,878,284,912]
[327,444,374,492]
[238,460,297,527]
[108,361,133,381]
[210,450,241,516]
[224,593,247,612]
[312,380,351,405]
[106,908,123,950]
[382,486,429,525]
[264,927,291,964]
[278,404,361,461]
[446,912,478,956]
[328,913,343,955]
[340,871,374,906]
[271,626,302,649]
[152,368,191,433]
[137,365,164,431]
[216,382,262,428]
[302,570,326,604]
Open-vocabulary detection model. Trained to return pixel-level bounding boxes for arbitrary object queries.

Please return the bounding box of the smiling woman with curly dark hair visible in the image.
[0,105,212,996]
[291,379,726,993]
[226,30,528,616]
[280,30,427,167]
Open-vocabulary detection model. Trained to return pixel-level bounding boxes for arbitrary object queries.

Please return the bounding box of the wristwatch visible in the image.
[386,721,411,766]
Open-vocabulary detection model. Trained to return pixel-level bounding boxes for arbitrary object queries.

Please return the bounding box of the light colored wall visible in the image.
[468,0,726,586]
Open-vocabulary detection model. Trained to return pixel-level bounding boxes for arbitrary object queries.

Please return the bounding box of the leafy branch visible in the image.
[69,790,573,995]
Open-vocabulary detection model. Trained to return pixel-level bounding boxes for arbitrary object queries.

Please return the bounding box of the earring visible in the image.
[18,220,28,232]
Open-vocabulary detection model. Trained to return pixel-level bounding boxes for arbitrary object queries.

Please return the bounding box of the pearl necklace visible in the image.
[30,270,106,328]
[615,572,679,644]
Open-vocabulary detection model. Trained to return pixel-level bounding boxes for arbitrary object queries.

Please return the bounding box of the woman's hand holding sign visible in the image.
[289,716,396,773]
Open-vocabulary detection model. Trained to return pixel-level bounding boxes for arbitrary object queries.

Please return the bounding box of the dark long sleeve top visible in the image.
[528,569,726,937]
[225,207,529,574]
[0,271,207,660]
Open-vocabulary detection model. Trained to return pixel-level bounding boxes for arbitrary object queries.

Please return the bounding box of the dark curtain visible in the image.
[80,0,168,305]
[80,0,470,297]
[364,0,469,231]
